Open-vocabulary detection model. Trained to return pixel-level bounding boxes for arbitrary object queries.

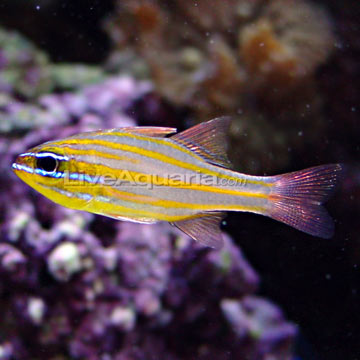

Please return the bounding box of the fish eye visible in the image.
[36,153,59,173]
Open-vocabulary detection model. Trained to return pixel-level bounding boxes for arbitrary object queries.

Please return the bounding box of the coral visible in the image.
[0,72,297,359]
[47,242,83,282]
[49,64,106,91]
[0,75,150,133]
[105,0,334,174]
[221,296,296,358]
[0,27,106,99]
[0,27,52,98]
[240,0,333,93]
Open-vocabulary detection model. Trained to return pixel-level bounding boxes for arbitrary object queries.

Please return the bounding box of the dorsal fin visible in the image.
[66,126,176,139]
[171,212,226,249]
[171,116,232,168]
[88,127,177,138]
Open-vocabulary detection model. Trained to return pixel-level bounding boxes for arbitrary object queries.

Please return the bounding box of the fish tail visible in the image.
[267,164,343,238]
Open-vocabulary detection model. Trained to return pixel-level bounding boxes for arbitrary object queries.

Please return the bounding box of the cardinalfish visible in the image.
[12,117,342,249]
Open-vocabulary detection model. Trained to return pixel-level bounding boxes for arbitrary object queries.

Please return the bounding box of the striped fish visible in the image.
[12,117,343,249]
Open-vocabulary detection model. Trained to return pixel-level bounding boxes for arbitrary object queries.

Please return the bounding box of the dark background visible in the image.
[1,1,359,359]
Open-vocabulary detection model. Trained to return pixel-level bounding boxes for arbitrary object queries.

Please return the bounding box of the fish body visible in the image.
[12,117,343,248]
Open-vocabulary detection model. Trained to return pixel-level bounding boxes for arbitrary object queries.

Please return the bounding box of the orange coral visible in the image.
[132,2,162,33]
[240,0,334,94]
[241,21,300,88]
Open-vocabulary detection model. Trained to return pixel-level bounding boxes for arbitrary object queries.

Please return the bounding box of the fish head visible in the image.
[11,142,88,209]
[12,142,69,183]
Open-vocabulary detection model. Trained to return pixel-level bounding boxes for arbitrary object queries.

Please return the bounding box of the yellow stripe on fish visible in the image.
[55,137,271,187]
[39,182,266,222]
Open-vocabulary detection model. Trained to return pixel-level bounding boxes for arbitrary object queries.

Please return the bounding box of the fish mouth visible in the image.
[11,153,35,180]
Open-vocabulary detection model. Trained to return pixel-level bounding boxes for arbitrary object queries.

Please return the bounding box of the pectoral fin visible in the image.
[171,212,226,249]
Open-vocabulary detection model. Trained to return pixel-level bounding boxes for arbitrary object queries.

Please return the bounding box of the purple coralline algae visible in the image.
[0,65,297,358]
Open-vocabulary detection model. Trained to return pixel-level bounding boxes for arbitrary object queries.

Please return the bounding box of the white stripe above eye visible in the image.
[35,152,69,161]
[18,152,35,157]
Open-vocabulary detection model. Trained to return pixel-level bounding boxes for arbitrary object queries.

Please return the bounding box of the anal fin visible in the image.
[171,212,226,249]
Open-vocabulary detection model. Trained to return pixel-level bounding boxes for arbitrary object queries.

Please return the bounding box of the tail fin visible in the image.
[268,164,343,238]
